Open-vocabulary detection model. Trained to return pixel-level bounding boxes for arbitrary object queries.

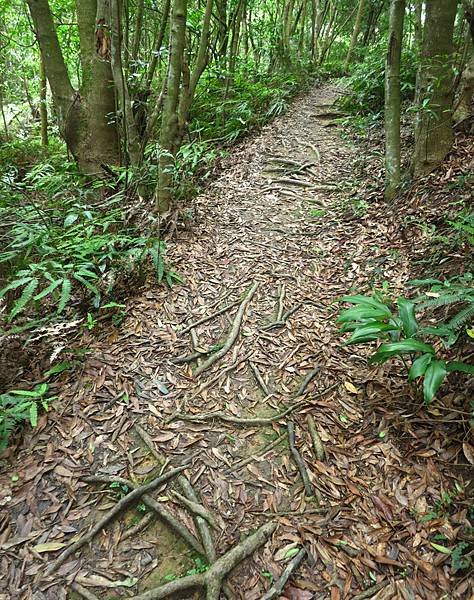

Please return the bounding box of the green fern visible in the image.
[449,303,474,330]
[9,278,39,320]
[57,278,72,314]
[417,292,474,311]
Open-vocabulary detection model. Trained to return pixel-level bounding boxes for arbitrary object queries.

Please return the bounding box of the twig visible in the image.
[171,490,217,530]
[288,422,314,497]
[170,383,338,425]
[71,583,100,600]
[307,415,325,460]
[260,548,307,600]
[249,361,271,396]
[261,303,302,331]
[276,284,285,321]
[172,348,211,364]
[194,282,259,377]
[120,510,155,541]
[295,367,320,397]
[45,465,189,575]
[190,328,203,367]
[82,474,204,556]
[227,433,286,474]
[129,522,277,600]
[179,299,240,335]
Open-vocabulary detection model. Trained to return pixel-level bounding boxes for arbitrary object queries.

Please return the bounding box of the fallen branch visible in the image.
[170,383,338,425]
[194,282,259,377]
[276,284,285,321]
[295,367,321,397]
[227,433,286,474]
[352,581,387,600]
[288,421,314,497]
[249,361,271,396]
[45,465,189,575]
[307,414,325,461]
[179,299,240,336]
[80,474,204,557]
[129,522,277,600]
[260,548,307,600]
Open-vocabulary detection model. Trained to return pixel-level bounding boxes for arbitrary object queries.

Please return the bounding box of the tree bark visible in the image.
[156,0,187,213]
[412,0,458,177]
[414,0,423,48]
[384,0,405,199]
[343,0,366,72]
[39,48,48,147]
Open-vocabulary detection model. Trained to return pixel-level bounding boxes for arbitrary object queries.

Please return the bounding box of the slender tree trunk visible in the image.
[311,0,321,61]
[156,0,187,213]
[39,49,48,147]
[384,0,405,200]
[343,0,366,72]
[131,0,145,66]
[144,0,172,92]
[453,2,474,127]
[412,0,458,177]
[414,0,423,48]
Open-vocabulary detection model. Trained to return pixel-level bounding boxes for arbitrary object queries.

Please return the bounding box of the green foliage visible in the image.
[337,287,474,403]
[338,40,418,115]
[0,383,51,450]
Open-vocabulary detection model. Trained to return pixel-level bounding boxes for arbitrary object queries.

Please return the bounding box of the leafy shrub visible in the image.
[337,289,473,403]
[0,383,51,450]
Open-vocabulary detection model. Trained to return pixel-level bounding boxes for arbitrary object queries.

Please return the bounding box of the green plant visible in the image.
[0,383,51,450]
[337,290,474,403]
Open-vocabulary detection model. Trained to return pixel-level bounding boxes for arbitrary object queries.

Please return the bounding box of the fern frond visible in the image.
[8,278,39,320]
[57,278,72,314]
[448,303,474,331]
[417,293,473,311]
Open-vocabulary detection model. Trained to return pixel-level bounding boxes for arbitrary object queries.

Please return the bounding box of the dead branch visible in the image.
[170,383,338,425]
[249,361,271,396]
[45,465,189,575]
[179,299,240,335]
[129,522,277,600]
[194,282,259,377]
[80,474,204,556]
[352,581,387,600]
[276,284,285,321]
[288,421,314,497]
[295,367,321,397]
[307,414,325,460]
[260,548,307,600]
[227,433,286,474]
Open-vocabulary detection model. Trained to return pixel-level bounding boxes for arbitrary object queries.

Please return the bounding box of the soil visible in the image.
[0,83,472,600]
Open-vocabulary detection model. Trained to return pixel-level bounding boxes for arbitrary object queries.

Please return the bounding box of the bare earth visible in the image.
[1,84,472,600]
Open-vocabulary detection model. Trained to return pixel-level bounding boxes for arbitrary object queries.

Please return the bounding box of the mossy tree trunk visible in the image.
[39,49,48,148]
[412,0,458,177]
[343,0,366,72]
[384,0,405,200]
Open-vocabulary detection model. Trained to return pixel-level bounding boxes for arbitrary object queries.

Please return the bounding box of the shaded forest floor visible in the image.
[1,84,473,600]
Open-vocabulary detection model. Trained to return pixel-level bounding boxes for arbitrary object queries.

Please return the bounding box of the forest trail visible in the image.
[1,84,467,600]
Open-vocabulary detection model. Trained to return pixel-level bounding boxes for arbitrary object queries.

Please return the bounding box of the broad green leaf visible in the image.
[344,322,398,345]
[408,354,432,381]
[446,361,474,375]
[43,361,76,378]
[423,360,447,403]
[64,213,79,227]
[397,297,417,337]
[337,306,392,324]
[284,547,300,559]
[369,339,435,363]
[430,542,451,554]
[29,403,38,427]
[340,295,391,313]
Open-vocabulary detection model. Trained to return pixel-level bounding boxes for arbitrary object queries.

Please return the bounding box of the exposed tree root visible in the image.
[45,465,189,575]
[288,421,315,498]
[179,299,240,335]
[260,548,307,600]
[295,366,321,397]
[352,581,388,600]
[81,474,205,556]
[170,383,338,425]
[129,522,277,600]
[260,302,302,331]
[194,282,259,377]
[171,490,218,530]
[120,510,155,542]
[249,360,271,396]
[226,432,286,474]
[307,414,325,460]
[71,582,100,600]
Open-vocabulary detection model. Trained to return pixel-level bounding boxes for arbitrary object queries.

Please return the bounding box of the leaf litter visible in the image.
[0,84,472,600]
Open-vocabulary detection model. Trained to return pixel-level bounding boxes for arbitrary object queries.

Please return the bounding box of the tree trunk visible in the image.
[156,0,187,213]
[27,0,120,175]
[343,0,366,72]
[414,0,423,48]
[412,0,458,177]
[453,53,474,127]
[39,49,48,147]
[384,0,405,200]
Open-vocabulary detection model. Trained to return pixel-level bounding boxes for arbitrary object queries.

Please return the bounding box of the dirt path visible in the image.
[1,84,470,600]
